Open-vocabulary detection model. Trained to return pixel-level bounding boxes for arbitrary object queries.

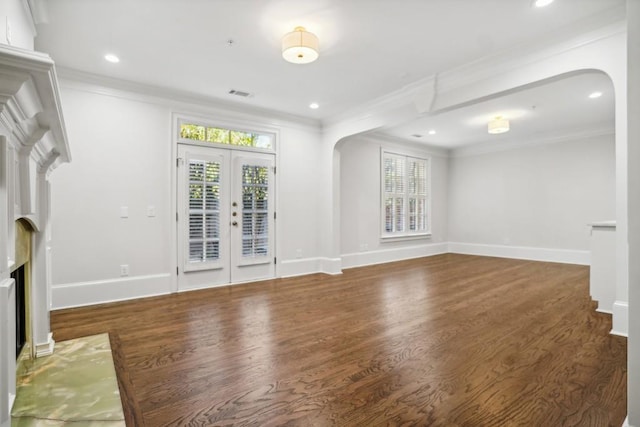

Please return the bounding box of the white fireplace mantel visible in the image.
[0,43,70,427]
[0,44,70,173]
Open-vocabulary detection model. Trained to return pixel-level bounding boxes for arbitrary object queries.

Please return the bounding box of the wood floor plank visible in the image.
[51,254,627,426]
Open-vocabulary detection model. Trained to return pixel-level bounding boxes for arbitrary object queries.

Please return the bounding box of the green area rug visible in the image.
[11,333,125,427]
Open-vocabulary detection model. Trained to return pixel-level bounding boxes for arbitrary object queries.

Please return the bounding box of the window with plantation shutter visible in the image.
[382,151,430,238]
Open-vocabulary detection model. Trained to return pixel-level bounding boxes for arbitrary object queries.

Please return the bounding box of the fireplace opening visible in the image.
[13,218,33,362]
[12,265,26,360]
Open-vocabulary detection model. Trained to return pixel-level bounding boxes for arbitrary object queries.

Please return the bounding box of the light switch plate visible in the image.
[120,206,129,218]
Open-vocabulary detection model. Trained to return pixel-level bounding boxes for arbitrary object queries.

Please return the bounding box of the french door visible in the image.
[177,144,275,290]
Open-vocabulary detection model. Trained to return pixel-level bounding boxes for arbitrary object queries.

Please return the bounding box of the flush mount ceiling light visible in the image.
[282,26,319,64]
[309,102,319,109]
[488,116,510,134]
[589,91,603,99]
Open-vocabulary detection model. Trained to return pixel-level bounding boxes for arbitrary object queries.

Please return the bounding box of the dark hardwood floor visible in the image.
[51,254,627,426]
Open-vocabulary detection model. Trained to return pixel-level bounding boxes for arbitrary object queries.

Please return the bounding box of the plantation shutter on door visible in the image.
[186,158,222,268]
[241,164,270,259]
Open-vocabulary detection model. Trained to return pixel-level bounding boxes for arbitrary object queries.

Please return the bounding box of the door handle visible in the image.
[232,221,238,227]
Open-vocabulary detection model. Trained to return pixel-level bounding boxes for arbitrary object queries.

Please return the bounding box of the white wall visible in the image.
[50,79,323,308]
[448,133,616,263]
[0,0,34,50]
[50,86,173,307]
[272,122,324,277]
[339,136,448,268]
[277,127,321,262]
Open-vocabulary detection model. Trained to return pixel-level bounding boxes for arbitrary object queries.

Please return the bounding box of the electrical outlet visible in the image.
[295,249,302,259]
[120,206,128,218]
[147,205,156,217]
[120,264,129,277]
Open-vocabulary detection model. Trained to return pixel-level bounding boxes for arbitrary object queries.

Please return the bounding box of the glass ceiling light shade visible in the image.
[282,26,319,64]
[488,116,510,134]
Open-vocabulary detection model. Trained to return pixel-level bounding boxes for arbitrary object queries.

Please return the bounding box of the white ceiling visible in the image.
[34,0,621,147]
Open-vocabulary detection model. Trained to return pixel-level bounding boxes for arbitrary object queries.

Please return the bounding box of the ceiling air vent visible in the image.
[228,89,252,98]
[411,134,423,138]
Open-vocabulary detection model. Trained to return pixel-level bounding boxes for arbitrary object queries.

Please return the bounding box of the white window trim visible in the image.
[380,150,432,240]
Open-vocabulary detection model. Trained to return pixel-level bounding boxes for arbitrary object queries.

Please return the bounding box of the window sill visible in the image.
[380,233,432,243]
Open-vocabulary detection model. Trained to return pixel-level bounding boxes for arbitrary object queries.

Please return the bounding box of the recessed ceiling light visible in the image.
[589,91,603,99]
[309,103,319,109]
[104,54,120,63]
[534,0,554,7]
[428,130,436,135]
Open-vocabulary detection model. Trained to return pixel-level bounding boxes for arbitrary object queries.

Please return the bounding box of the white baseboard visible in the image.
[48,244,599,309]
[623,416,630,427]
[341,242,448,269]
[279,257,342,276]
[611,300,628,337]
[447,242,590,265]
[279,257,324,278]
[319,257,343,275]
[52,273,172,310]
[35,333,55,357]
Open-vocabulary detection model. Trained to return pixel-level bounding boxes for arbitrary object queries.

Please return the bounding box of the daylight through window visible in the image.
[180,123,273,150]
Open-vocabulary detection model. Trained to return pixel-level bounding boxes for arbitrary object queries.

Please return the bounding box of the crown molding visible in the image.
[345,132,450,159]
[56,67,322,134]
[450,126,615,158]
